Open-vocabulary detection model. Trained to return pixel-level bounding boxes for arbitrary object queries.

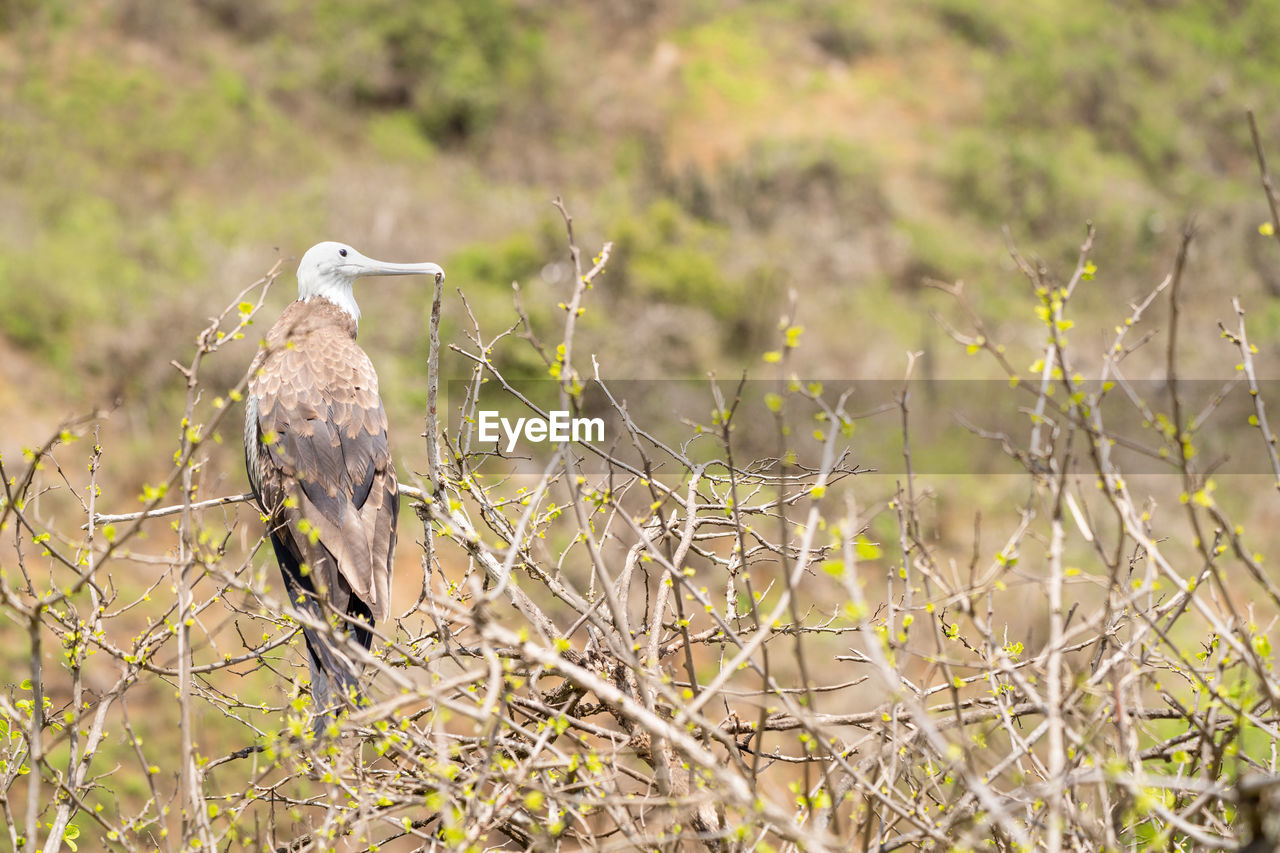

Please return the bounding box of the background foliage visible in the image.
[4,0,1280,850]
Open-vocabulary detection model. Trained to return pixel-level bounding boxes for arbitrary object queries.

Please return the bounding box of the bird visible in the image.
[244,241,444,725]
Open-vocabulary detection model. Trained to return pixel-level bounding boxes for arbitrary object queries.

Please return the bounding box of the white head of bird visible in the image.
[296,241,445,325]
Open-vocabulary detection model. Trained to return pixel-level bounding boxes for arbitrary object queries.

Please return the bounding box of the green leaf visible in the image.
[854,536,882,561]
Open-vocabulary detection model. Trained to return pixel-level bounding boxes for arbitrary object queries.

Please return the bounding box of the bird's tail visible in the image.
[300,622,365,732]
[269,534,372,733]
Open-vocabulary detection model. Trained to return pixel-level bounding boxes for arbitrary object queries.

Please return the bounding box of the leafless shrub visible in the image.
[6,129,1280,851]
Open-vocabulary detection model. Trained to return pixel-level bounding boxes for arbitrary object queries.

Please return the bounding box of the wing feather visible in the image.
[249,310,397,625]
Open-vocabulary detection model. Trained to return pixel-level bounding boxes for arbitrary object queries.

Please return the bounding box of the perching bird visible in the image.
[244,241,444,723]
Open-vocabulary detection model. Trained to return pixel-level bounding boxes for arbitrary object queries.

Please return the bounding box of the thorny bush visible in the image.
[7,171,1280,852]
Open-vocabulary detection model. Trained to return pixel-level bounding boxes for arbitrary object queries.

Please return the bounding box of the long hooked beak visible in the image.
[345,249,445,283]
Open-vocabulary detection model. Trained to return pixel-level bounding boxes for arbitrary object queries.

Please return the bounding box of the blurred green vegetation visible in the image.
[5,2,1280,842]
[305,0,548,143]
[3,0,1280,476]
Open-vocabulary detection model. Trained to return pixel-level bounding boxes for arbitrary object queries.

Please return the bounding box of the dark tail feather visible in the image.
[269,534,371,731]
[301,623,363,729]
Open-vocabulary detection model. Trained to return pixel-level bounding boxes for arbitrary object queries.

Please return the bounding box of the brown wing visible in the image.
[248,327,397,621]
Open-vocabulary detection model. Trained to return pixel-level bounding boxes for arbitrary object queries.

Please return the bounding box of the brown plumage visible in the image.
[246,299,398,716]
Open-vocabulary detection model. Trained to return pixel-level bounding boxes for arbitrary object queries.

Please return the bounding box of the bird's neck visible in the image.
[299,275,361,329]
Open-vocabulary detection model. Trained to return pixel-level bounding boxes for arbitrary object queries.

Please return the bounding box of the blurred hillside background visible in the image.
[7,3,1280,847]
[3,0,1280,487]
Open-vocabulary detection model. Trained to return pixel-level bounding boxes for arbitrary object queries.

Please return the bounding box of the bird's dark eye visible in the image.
[338,248,348,257]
